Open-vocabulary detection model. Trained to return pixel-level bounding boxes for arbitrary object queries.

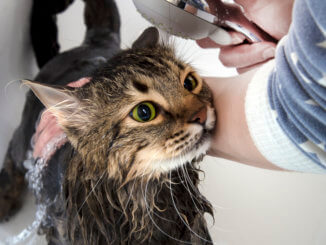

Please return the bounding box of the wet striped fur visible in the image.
[26,35,216,244]
[0,0,215,244]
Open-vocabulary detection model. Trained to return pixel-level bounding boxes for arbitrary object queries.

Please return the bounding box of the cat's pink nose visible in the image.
[189,107,207,125]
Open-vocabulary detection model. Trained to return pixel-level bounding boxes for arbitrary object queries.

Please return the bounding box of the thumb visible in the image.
[219,42,276,68]
[196,32,246,48]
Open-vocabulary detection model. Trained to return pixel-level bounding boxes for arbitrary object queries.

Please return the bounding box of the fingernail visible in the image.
[262,47,275,60]
[209,28,232,45]
[232,35,244,45]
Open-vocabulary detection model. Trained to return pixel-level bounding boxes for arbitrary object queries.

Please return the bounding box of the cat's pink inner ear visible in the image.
[22,80,77,109]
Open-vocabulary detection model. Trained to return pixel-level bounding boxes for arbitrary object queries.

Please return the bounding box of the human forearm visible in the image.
[205,71,283,170]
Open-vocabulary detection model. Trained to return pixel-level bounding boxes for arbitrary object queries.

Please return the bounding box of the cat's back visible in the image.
[35,32,120,86]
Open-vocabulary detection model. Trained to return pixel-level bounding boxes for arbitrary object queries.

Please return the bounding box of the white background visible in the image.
[1,0,326,244]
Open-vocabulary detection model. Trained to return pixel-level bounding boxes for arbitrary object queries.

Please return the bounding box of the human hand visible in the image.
[197,0,294,73]
[32,77,90,161]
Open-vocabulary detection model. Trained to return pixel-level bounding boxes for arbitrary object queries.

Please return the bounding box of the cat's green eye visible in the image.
[130,102,156,122]
[184,74,197,92]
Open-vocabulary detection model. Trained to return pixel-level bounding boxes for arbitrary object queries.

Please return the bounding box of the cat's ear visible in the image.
[23,80,77,108]
[22,80,80,120]
[132,27,159,49]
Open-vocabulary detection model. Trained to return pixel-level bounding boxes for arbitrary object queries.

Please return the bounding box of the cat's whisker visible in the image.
[177,152,208,215]
[115,176,137,226]
[182,159,230,211]
[175,39,201,64]
[182,164,222,211]
[3,79,23,97]
[140,167,192,244]
[179,157,204,199]
[147,150,182,225]
[182,163,216,212]
[168,170,213,244]
[139,151,181,233]
[74,170,106,219]
[168,36,203,74]
[178,166,204,213]
[140,147,208,242]
[173,150,200,196]
[134,148,167,228]
[176,150,225,214]
[169,147,204,213]
[174,39,219,77]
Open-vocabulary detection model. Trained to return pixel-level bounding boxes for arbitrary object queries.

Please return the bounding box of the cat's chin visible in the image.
[151,133,212,173]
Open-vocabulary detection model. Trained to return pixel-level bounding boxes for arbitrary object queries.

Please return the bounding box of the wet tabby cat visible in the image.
[0,0,215,244]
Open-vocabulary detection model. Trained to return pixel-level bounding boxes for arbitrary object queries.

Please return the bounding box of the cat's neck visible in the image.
[64,154,213,244]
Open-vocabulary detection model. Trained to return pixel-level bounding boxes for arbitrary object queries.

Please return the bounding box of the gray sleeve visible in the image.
[268,0,326,169]
[245,0,326,173]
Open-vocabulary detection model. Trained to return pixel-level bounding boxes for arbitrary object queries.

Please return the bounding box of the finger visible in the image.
[68,77,91,87]
[34,133,66,160]
[229,32,246,44]
[196,37,221,49]
[34,120,61,152]
[234,0,254,9]
[196,32,246,48]
[38,111,56,130]
[33,123,64,159]
[33,116,63,157]
[34,113,57,143]
[33,111,55,142]
[236,60,272,74]
[219,42,276,68]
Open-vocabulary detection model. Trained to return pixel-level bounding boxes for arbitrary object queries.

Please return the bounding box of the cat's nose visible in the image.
[189,107,207,125]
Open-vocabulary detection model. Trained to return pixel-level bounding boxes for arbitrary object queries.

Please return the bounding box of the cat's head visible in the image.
[25,27,216,181]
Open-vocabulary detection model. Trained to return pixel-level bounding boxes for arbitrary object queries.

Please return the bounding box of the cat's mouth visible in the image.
[182,128,212,157]
[154,106,216,172]
[153,129,211,172]
[192,128,211,151]
[173,105,215,156]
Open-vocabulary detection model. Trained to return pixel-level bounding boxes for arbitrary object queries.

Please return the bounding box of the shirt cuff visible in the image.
[245,60,326,174]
